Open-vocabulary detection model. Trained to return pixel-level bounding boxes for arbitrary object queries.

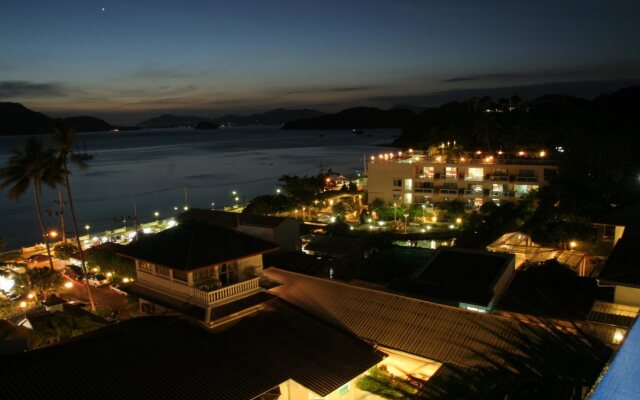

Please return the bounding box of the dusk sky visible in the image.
[2,0,640,124]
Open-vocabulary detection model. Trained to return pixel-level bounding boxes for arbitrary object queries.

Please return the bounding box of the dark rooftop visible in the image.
[406,247,514,306]
[496,268,609,321]
[599,234,640,287]
[0,299,383,400]
[179,208,292,229]
[118,220,278,271]
[303,236,364,257]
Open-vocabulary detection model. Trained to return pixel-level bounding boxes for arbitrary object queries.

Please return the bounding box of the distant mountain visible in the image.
[214,108,325,126]
[65,116,113,132]
[0,102,52,135]
[138,114,213,128]
[0,102,113,135]
[390,103,427,113]
[194,120,219,130]
[282,107,418,130]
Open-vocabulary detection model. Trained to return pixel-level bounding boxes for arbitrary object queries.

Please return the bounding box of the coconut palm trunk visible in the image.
[33,176,56,272]
[62,158,96,311]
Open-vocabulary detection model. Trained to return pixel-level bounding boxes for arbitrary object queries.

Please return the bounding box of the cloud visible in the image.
[284,85,383,96]
[128,66,204,79]
[0,81,71,98]
[442,71,586,83]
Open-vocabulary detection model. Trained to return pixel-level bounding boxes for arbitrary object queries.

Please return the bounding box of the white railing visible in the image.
[137,270,261,306]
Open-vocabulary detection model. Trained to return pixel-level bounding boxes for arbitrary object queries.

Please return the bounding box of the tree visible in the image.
[0,138,63,271]
[53,242,77,260]
[16,267,62,301]
[51,121,96,311]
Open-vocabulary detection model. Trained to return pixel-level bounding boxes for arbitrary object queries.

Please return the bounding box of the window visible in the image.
[404,179,413,190]
[392,179,402,187]
[518,169,535,177]
[139,262,153,273]
[392,193,402,202]
[404,193,413,204]
[155,265,170,277]
[422,166,434,178]
[467,167,484,181]
[445,167,457,180]
[173,269,188,282]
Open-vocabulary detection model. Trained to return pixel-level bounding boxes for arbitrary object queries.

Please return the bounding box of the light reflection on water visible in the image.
[0,127,398,248]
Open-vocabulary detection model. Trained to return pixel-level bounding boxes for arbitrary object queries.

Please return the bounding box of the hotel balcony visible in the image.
[515,176,538,183]
[136,270,262,308]
[489,175,509,182]
[439,188,459,195]
[464,190,483,197]
[414,188,434,194]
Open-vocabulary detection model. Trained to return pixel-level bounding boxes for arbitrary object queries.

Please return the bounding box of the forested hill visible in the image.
[282,107,418,130]
[391,86,640,151]
[0,102,113,135]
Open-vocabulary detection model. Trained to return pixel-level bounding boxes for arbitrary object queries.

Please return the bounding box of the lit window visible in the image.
[467,167,484,181]
[613,329,625,345]
[445,167,457,180]
[422,166,434,178]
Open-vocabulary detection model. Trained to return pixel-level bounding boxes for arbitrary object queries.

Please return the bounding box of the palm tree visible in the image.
[50,121,96,311]
[0,138,63,272]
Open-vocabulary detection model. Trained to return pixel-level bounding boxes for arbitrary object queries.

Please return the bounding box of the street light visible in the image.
[569,241,577,249]
[403,213,409,234]
[421,204,426,222]
[393,203,397,222]
[64,281,73,289]
[154,211,159,218]
[276,188,281,194]
[48,230,58,239]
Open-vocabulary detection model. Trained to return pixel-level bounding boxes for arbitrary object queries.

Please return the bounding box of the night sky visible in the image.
[1,0,639,124]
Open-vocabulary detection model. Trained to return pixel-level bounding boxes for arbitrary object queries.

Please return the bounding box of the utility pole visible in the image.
[183,185,190,208]
[363,154,367,175]
[133,199,139,240]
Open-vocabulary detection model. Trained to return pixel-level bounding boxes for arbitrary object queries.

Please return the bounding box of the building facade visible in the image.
[367,149,558,208]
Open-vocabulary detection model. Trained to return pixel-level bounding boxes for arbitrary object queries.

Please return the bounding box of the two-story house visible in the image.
[119,220,279,325]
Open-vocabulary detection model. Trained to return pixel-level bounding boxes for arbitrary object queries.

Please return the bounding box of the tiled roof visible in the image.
[598,234,640,287]
[179,208,291,229]
[264,267,528,368]
[118,220,278,270]
[0,299,383,400]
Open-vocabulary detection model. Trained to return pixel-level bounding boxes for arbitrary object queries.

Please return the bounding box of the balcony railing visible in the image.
[489,175,509,182]
[515,176,538,183]
[464,190,483,197]
[414,188,434,194]
[439,189,459,195]
[137,270,261,307]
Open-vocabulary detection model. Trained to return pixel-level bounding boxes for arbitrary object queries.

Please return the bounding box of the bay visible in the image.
[0,126,397,249]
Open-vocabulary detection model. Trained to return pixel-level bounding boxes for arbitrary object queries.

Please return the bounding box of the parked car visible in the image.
[87,274,110,287]
[26,254,51,263]
[109,283,128,296]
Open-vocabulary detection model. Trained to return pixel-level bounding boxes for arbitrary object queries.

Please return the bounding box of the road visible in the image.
[60,277,135,317]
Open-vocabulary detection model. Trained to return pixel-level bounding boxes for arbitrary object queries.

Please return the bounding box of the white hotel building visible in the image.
[367,148,558,208]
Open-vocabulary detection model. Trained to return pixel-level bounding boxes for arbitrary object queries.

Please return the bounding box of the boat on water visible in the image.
[352,129,364,135]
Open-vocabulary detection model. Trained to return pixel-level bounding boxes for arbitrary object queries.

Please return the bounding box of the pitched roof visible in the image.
[118,220,278,270]
[264,267,528,368]
[180,208,291,229]
[0,299,383,400]
[598,234,640,287]
[406,247,514,306]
